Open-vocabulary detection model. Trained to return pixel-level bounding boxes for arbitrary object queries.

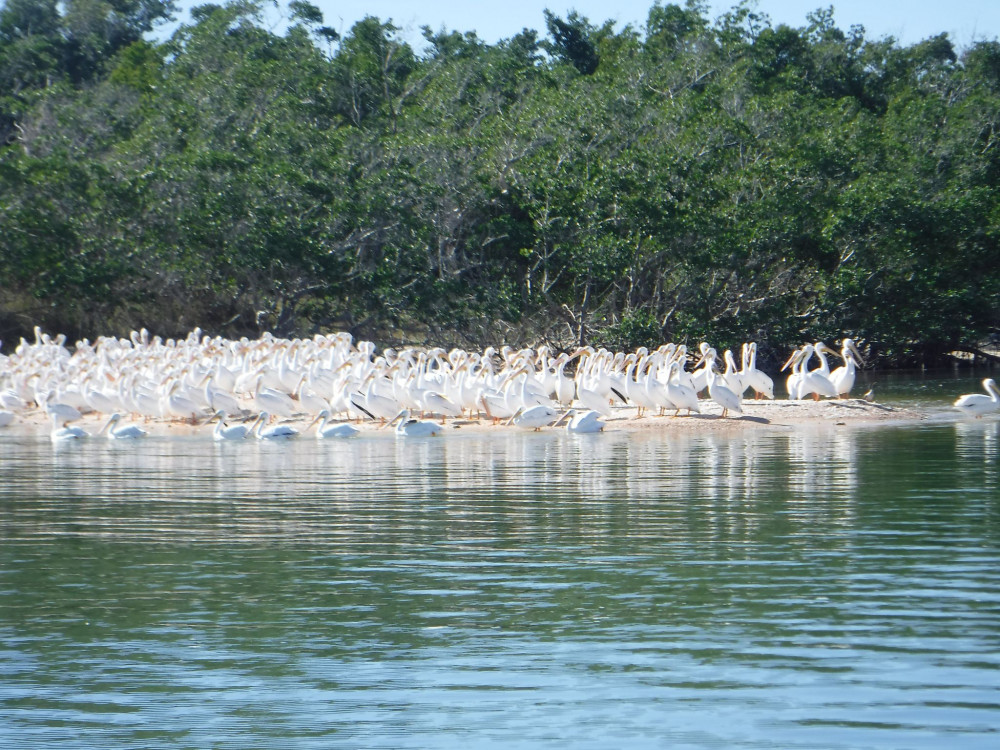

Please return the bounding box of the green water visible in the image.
[1,381,999,748]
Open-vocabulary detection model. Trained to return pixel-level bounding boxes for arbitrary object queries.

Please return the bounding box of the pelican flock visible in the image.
[0,325,988,439]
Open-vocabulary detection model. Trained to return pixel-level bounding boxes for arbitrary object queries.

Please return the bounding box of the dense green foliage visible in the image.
[1,0,998,365]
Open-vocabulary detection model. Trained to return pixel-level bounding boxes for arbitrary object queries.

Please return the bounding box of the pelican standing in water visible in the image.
[954,378,1000,418]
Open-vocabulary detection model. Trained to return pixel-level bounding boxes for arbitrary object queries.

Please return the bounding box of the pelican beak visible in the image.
[780,350,799,372]
[552,409,574,428]
[848,340,865,366]
[505,407,523,426]
[381,410,405,429]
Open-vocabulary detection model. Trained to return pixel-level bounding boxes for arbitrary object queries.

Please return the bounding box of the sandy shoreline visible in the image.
[1,398,926,439]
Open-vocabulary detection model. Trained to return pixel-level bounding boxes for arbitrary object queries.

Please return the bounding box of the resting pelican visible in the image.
[510,404,559,430]
[253,411,299,439]
[208,410,253,440]
[555,408,606,433]
[97,413,147,439]
[389,409,442,436]
[50,417,89,442]
[830,338,865,398]
[954,378,1000,418]
[307,409,360,438]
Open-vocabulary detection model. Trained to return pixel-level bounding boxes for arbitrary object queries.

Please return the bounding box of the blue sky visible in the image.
[161,1,1000,49]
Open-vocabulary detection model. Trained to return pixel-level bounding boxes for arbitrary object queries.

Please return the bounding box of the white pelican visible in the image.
[253,412,299,439]
[44,401,83,426]
[163,380,203,422]
[252,374,297,419]
[740,343,774,400]
[829,338,865,398]
[421,389,462,422]
[295,374,332,415]
[784,345,837,400]
[721,349,745,396]
[555,408,606,433]
[204,376,243,415]
[664,361,701,416]
[782,347,806,399]
[207,410,253,440]
[389,409,442,436]
[690,345,716,395]
[97,413,147,439]
[0,388,29,411]
[307,409,360,438]
[954,378,1000,418]
[50,418,89,442]
[510,404,560,430]
[805,343,840,400]
[707,368,742,418]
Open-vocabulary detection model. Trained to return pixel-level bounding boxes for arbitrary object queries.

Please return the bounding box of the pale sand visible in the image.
[2,399,925,438]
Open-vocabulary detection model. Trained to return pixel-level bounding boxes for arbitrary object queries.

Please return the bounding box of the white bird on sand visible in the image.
[45,402,83,426]
[253,375,297,419]
[97,413,147,439]
[954,378,1000,419]
[509,404,560,430]
[708,368,743,418]
[830,338,865,398]
[740,343,774,400]
[664,361,701,416]
[389,409,443,436]
[307,409,360,438]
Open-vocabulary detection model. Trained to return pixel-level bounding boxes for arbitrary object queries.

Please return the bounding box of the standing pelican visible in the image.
[954,378,1000,418]
[707,368,743,418]
[829,338,865,398]
[664,361,701,416]
[740,343,774,400]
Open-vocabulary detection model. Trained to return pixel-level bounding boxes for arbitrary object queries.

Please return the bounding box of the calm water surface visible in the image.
[1,375,999,749]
